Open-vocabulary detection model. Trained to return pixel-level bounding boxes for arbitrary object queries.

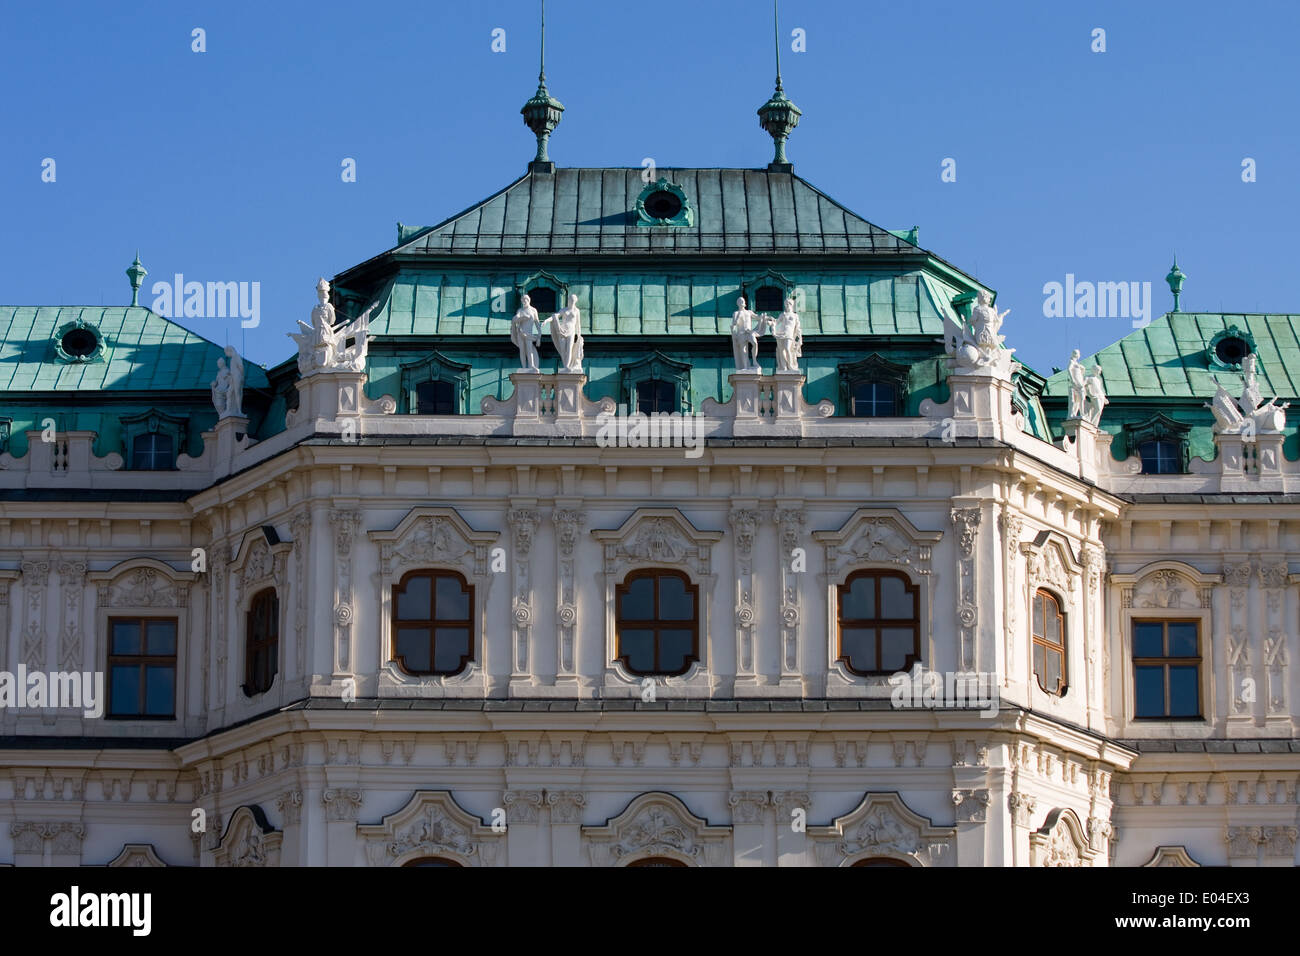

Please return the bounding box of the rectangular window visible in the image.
[416,380,457,415]
[108,617,178,718]
[1132,619,1201,719]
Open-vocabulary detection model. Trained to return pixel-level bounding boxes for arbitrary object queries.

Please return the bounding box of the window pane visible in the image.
[1167,622,1198,658]
[1134,665,1166,718]
[396,627,431,672]
[433,628,471,672]
[637,380,676,415]
[1033,643,1046,682]
[1133,622,1164,658]
[1168,665,1200,717]
[620,629,655,673]
[112,621,141,655]
[417,380,456,415]
[620,577,654,620]
[657,629,694,673]
[841,577,875,620]
[880,627,915,671]
[144,665,174,715]
[434,575,469,621]
[880,576,913,619]
[1045,603,1060,645]
[110,666,140,715]
[657,576,694,621]
[1046,649,1062,692]
[396,576,431,620]
[841,628,876,672]
[1032,596,1044,637]
[147,620,176,655]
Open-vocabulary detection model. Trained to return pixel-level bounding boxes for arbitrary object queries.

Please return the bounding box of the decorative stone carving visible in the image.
[1141,845,1201,867]
[1207,352,1288,435]
[503,789,544,824]
[213,806,282,867]
[275,789,304,826]
[546,294,585,373]
[809,791,955,867]
[1082,364,1107,425]
[951,507,981,670]
[583,792,731,867]
[546,790,587,825]
[57,560,86,672]
[507,507,540,681]
[358,790,502,866]
[290,278,373,375]
[1029,808,1096,867]
[210,346,245,418]
[730,296,763,372]
[769,297,803,373]
[730,507,761,684]
[1066,350,1086,419]
[289,509,310,676]
[329,510,360,676]
[727,791,770,824]
[551,507,585,683]
[951,788,991,824]
[511,294,542,371]
[90,559,194,610]
[323,788,364,822]
[106,843,168,867]
[774,506,806,683]
[944,290,1014,379]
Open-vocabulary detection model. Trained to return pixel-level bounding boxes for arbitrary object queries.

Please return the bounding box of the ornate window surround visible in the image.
[1121,412,1191,472]
[213,805,282,867]
[1206,325,1257,371]
[399,350,471,415]
[358,790,503,867]
[1109,560,1219,729]
[618,351,693,414]
[368,507,499,697]
[88,558,196,727]
[229,526,291,696]
[808,791,956,867]
[120,408,189,470]
[1141,845,1201,867]
[582,792,730,866]
[743,269,794,313]
[106,843,169,867]
[838,353,911,417]
[812,509,942,696]
[592,509,721,696]
[1020,530,1081,705]
[1029,808,1098,867]
[515,269,567,314]
[634,177,695,228]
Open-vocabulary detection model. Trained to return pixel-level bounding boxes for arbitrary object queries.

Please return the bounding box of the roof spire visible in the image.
[521,0,564,174]
[757,0,801,173]
[126,251,147,307]
[1166,255,1186,313]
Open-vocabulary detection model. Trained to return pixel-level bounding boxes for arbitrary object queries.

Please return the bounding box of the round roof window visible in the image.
[643,190,683,220]
[1214,335,1250,366]
[61,327,99,358]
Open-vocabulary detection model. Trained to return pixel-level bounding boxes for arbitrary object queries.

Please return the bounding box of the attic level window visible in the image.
[643,191,682,220]
[61,328,98,357]
[527,287,557,314]
[131,433,174,471]
[1214,336,1251,366]
[416,380,456,415]
[754,285,785,312]
[851,382,898,417]
[636,379,677,414]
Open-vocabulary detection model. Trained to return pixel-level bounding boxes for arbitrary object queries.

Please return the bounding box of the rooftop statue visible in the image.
[770,297,803,373]
[289,278,372,375]
[209,345,246,419]
[945,290,1015,379]
[1082,364,1107,425]
[549,293,585,373]
[1067,350,1086,419]
[1207,352,1289,435]
[511,294,542,371]
[731,296,762,373]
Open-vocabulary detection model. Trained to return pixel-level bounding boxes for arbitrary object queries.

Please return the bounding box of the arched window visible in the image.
[836,570,920,676]
[131,432,174,470]
[627,857,688,867]
[401,857,464,867]
[1138,439,1181,475]
[243,588,279,696]
[392,570,474,676]
[636,379,677,414]
[1031,589,1066,695]
[850,857,913,867]
[615,570,699,676]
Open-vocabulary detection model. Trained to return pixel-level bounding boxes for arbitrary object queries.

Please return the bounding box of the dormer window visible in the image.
[839,354,910,418]
[526,286,557,314]
[131,433,174,471]
[416,380,457,415]
[1214,336,1250,366]
[754,285,785,313]
[1123,413,1190,475]
[1207,327,1257,370]
[636,379,677,414]
[850,382,898,417]
[1138,440,1181,475]
[642,191,682,220]
[54,319,105,363]
[634,178,694,227]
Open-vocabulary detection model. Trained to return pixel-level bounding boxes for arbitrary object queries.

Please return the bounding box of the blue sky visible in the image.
[2,0,1296,375]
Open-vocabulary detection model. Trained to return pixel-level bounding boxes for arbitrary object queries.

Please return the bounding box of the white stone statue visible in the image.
[945,290,1015,378]
[770,297,803,373]
[224,345,244,417]
[289,278,372,375]
[548,294,584,373]
[1067,349,1086,419]
[731,296,762,372]
[511,294,542,371]
[1082,364,1107,425]
[210,358,231,418]
[1207,352,1289,434]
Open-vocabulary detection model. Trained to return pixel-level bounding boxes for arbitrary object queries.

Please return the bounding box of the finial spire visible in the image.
[757,0,801,172]
[126,251,147,307]
[521,0,564,174]
[1166,256,1186,313]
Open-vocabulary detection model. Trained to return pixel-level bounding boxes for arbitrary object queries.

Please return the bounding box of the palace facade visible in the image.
[1,63,1298,868]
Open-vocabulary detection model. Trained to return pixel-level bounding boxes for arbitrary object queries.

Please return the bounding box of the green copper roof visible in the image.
[0,306,267,392]
[1043,312,1300,400]
[388,168,929,256]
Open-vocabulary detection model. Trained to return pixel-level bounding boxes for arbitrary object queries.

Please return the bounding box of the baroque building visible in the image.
[1,48,1297,869]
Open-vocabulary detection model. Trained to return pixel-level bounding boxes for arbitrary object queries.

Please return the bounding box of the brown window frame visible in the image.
[106,616,178,719]
[1132,618,1203,720]
[835,569,921,677]
[1031,589,1067,696]
[615,569,700,677]
[243,587,279,697]
[391,569,475,677]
